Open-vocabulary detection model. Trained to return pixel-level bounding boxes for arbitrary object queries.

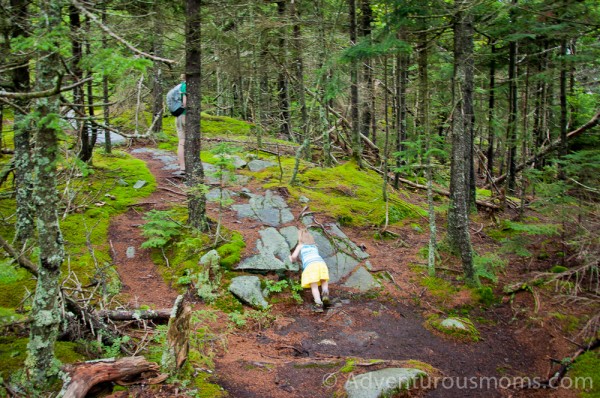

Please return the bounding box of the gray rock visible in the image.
[232,156,247,169]
[199,250,220,268]
[239,188,253,198]
[344,368,427,398]
[299,196,310,204]
[116,178,129,187]
[237,227,298,272]
[279,226,299,250]
[318,339,337,346]
[232,190,294,227]
[126,246,136,259]
[440,317,468,330]
[247,159,275,172]
[133,180,147,189]
[343,267,380,291]
[95,131,127,146]
[325,252,360,283]
[229,276,269,309]
[206,188,235,203]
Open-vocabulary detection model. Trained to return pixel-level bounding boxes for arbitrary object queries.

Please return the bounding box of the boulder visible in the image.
[228,276,268,309]
[237,227,298,272]
[231,190,294,227]
[344,368,427,398]
[199,250,220,268]
[343,267,380,291]
[247,159,275,172]
[440,317,468,330]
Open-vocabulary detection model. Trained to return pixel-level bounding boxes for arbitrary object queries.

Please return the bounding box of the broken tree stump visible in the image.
[161,295,192,371]
[58,356,167,398]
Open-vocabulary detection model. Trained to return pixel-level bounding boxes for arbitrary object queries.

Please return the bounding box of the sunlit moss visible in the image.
[570,351,600,398]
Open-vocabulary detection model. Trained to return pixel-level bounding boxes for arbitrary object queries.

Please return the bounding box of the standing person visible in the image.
[175,74,186,173]
[289,228,331,313]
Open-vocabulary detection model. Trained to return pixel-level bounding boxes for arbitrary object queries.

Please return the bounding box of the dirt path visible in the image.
[110,146,562,398]
[108,150,181,309]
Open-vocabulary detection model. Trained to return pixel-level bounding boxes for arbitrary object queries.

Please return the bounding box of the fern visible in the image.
[140,210,182,249]
[474,254,507,283]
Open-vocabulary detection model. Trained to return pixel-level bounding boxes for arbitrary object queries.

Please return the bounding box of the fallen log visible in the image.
[95,309,172,322]
[58,356,167,398]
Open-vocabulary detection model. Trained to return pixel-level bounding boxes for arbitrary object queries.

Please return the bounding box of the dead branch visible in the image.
[0,76,92,100]
[0,236,38,277]
[488,110,600,188]
[58,356,167,398]
[95,309,171,321]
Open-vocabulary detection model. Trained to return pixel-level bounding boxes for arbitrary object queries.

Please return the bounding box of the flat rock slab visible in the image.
[343,266,380,291]
[228,276,268,309]
[344,368,427,398]
[247,159,275,172]
[231,190,294,227]
[237,227,298,272]
[206,188,235,202]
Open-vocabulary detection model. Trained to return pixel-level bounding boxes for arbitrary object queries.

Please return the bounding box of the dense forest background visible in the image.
[0,0,599,396]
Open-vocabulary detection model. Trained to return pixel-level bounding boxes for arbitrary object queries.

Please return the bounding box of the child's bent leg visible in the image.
[310,283,322,304]
[321,280,329,295]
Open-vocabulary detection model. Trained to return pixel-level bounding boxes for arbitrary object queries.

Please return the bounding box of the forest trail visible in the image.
[113,145,549,398]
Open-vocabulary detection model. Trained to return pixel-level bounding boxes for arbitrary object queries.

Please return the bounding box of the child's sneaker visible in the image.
[322,294,330,307]
[311,303,324,313]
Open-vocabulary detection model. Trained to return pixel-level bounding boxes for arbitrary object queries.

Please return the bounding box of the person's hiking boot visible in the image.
[322,293,330,308]
[311,303,324,313]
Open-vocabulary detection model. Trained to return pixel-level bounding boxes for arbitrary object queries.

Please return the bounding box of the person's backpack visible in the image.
[166,83,184,116]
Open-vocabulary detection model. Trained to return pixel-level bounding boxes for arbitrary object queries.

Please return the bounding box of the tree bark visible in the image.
[360,0,374,145]
[505,0,518,192]
[349,0,362,166]
[10,0,35,243]
[151,2,164,135]
[448,0,476,286]
[26,0,65,388]
[486,40,496,183]
[185,0,208,231]
[101,5,112,153]
[277,1,292,140]
[58,357,165,398]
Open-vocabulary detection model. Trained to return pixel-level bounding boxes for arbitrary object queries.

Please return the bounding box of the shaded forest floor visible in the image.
[104,143,589,398]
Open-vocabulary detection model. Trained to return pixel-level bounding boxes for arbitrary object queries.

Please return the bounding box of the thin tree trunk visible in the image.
[394,40,408,189]
[360,0,374,145]
[277,1,292,140]
[70,5,85,161]
[506,0,518,192]
[26,0,65,389]
[291,1,309,158]
[11,0,35,243]
[349,0,361,166]
[558,38,568,180]
[102,4,111,153]
[486,40,496,183]
[185,0,208,231]
[151,3,164,135]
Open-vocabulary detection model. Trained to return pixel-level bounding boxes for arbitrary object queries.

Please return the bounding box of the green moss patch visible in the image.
[254,160,425,227]
[570,351,600,398]
[0,337,85,379]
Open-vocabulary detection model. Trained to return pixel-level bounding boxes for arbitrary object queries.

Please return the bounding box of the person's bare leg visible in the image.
[321,280,330,306]
[176,115,186,171]
[310,283,322,304]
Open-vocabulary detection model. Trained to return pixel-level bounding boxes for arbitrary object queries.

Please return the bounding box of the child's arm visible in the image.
[289,244,302,263]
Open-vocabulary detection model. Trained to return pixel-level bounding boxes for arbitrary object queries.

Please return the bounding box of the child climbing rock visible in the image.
[289,227,330,313]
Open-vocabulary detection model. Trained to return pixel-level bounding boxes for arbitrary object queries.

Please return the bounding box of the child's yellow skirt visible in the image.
[301,261,330,288]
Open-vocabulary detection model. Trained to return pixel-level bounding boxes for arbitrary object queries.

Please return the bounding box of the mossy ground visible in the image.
[249,159,426,227]
[424,314,481,342]
[0,337,84,379]
[570,351,600,398]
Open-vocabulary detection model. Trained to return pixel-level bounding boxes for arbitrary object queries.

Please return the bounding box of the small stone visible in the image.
[298,196,310,204]
[318,339,337,346]
[116,178,129,187]
[133,180,147,189]
[126,246,135,259]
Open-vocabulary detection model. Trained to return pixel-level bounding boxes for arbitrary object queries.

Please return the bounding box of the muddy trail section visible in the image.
[112,146,557,398]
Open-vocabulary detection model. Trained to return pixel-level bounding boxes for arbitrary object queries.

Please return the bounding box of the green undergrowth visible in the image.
[0,337,85,380]
[570,351,600,398]
[0,150,155,309]
[146,310,225,398]
[253,159,426,227]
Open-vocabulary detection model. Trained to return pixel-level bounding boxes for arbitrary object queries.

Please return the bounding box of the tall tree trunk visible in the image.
[417,32,428,161]
[360,0,374,145]
[394,38,408,189]
[448,0,476,286]
[70,5,85,161]
[26,0,65,389]
[10,0,35,243]
[464,21,476,209]
[151,2,164,135]
[276,1,292,140]
[486,40,496,183]
[102,4,111,153]
[185,0,208,231]
[349,0,362,166]
[291,0,309,157]
[558,38,568,180]
[505,0,518,192]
